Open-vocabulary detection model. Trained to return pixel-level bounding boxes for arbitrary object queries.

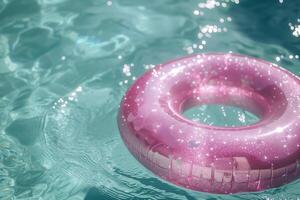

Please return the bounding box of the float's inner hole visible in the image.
[182,103,260,127]
[173,83,271,127]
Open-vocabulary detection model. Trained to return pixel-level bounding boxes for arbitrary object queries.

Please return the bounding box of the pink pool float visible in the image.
[118,53,300,194]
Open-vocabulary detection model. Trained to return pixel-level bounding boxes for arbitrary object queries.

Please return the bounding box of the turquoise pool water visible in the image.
[1,0,300,199]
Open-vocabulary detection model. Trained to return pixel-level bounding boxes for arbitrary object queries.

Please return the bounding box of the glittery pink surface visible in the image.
[118,53,300,194]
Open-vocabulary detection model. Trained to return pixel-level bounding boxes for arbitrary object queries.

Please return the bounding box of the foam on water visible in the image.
[1,0,300,199]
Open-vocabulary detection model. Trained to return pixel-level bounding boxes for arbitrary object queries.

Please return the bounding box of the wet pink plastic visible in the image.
[118,53,300,194]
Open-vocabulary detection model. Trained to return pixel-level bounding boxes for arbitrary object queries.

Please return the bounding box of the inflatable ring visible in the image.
[118,53,300,194]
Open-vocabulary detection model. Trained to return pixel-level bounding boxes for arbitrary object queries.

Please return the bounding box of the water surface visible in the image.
[1,0,300,199]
